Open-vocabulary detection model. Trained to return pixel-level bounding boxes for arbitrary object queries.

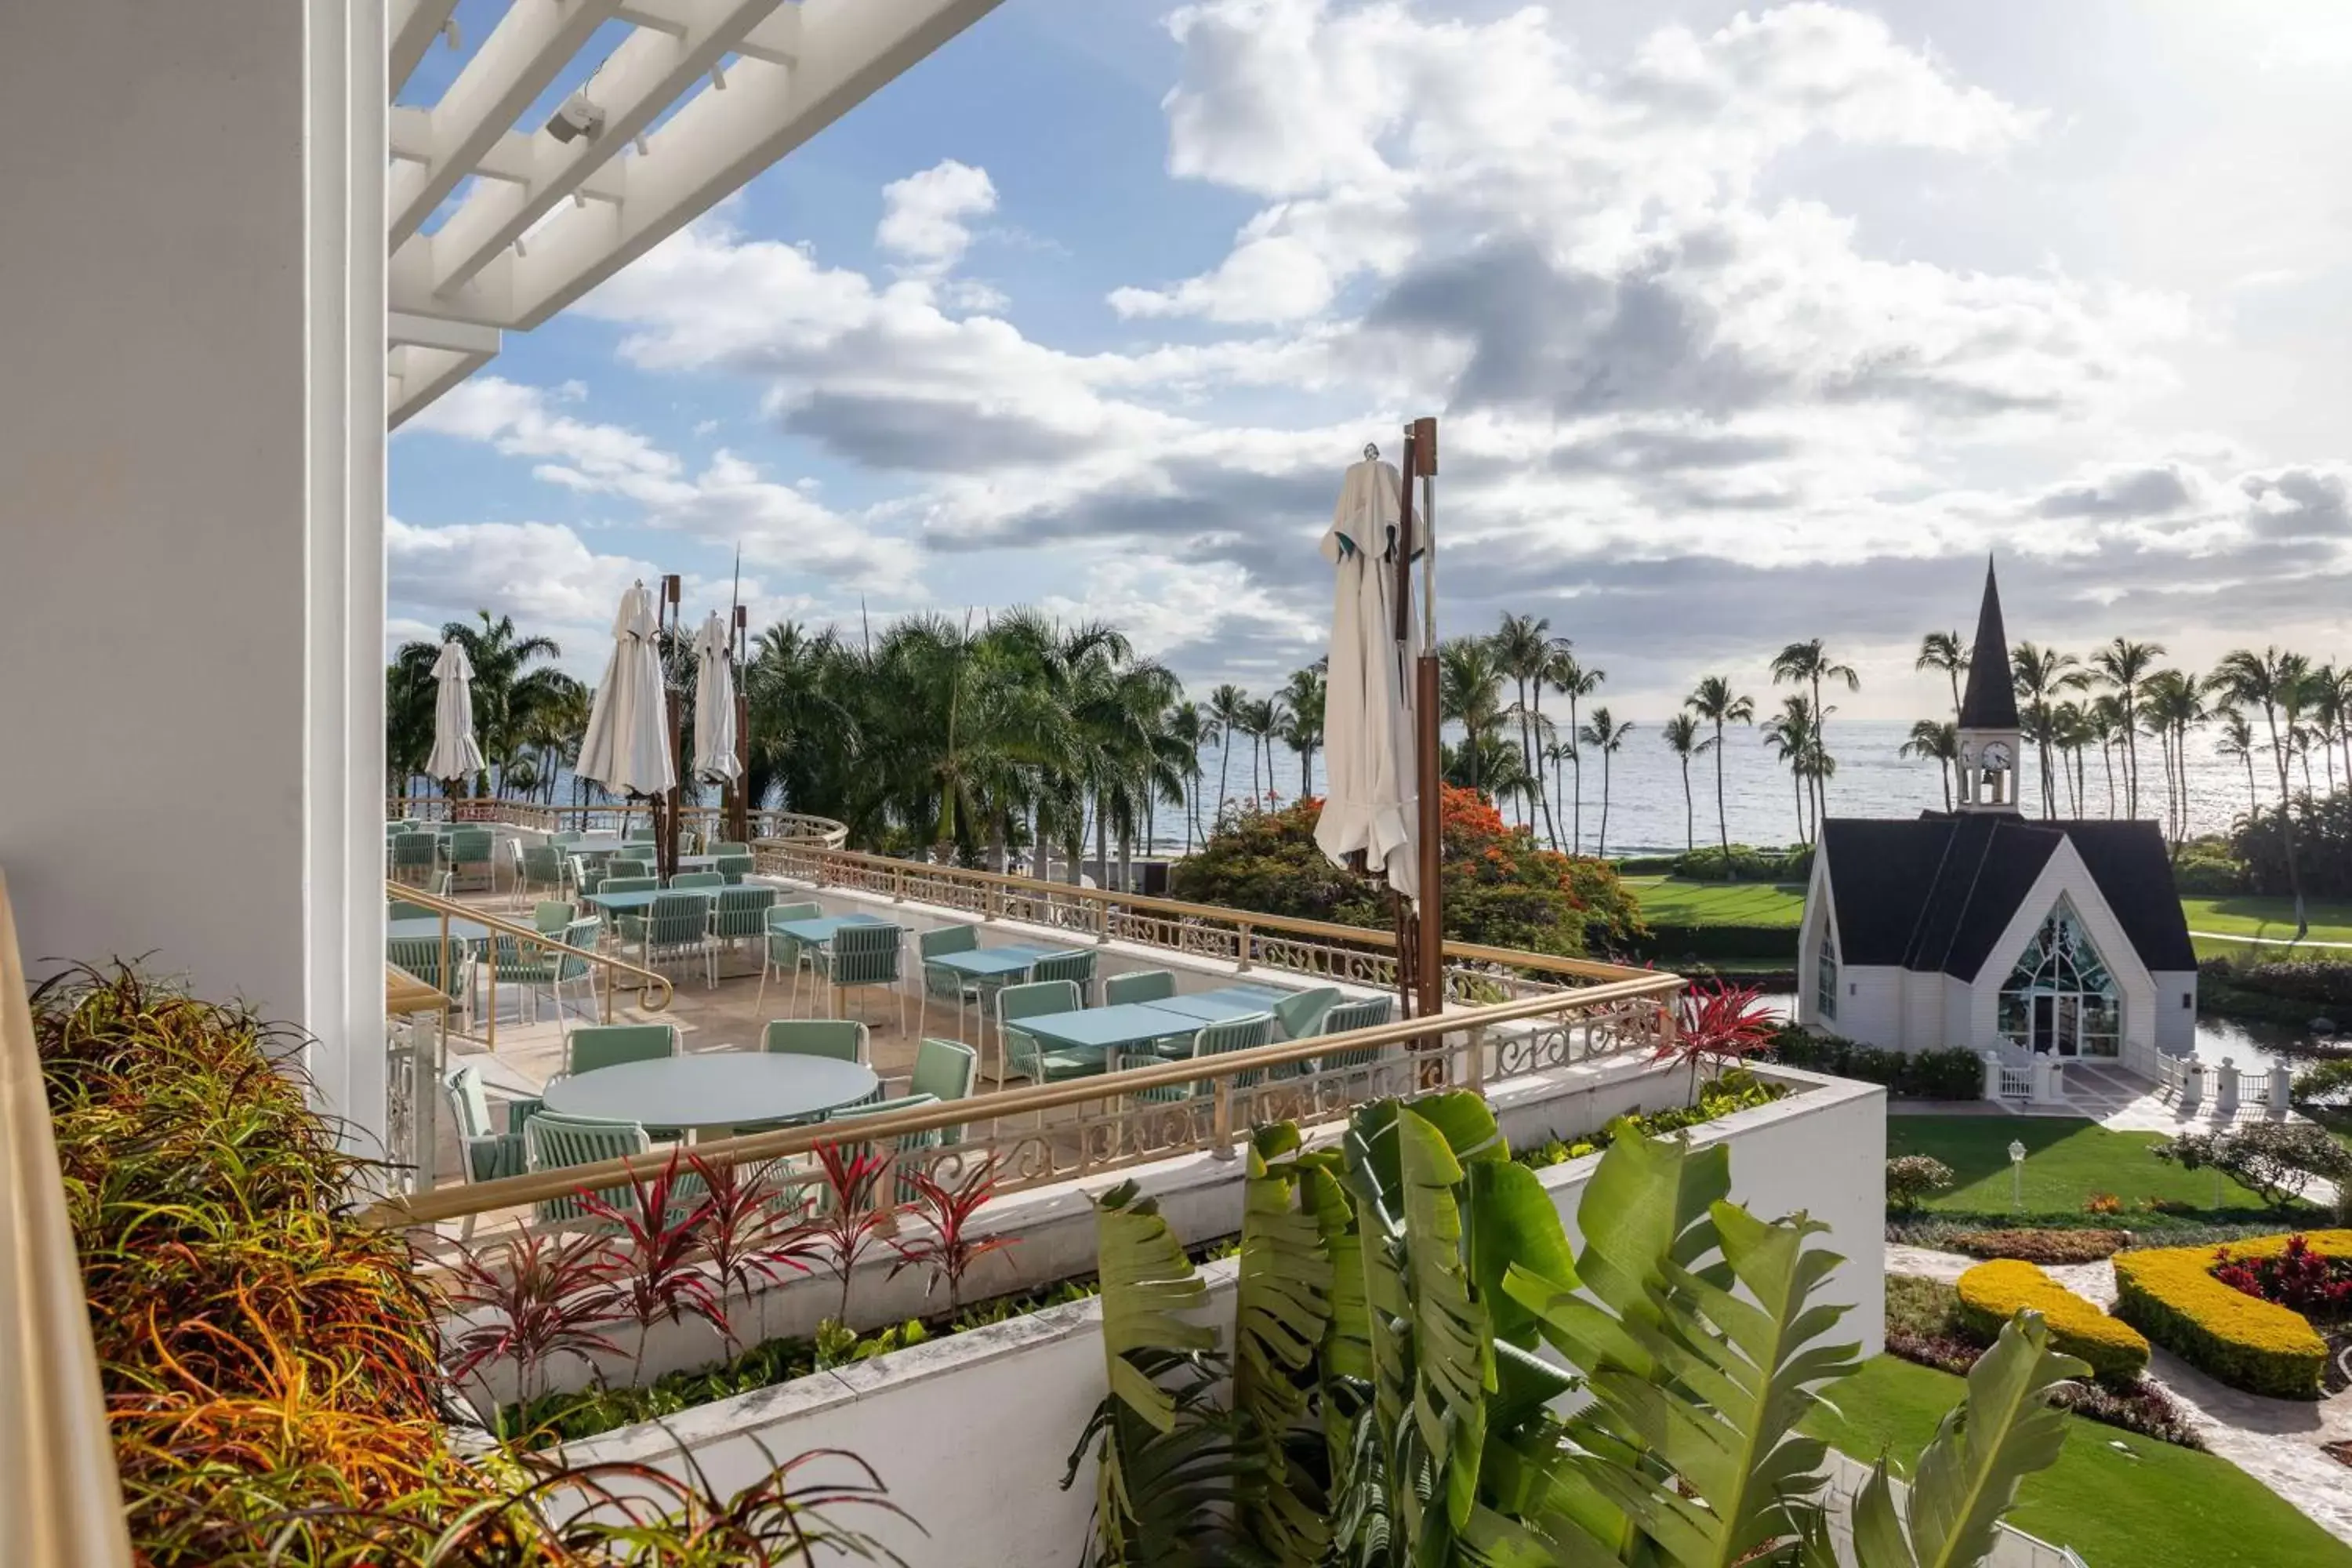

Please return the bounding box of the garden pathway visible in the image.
[1886,1243,2352,1544]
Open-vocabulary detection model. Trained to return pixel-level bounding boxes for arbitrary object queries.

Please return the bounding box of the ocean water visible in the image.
[1172,717,2288,858]
[403,717,2300,861]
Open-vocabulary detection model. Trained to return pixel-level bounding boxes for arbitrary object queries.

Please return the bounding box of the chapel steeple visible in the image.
[1955,557,2021,813]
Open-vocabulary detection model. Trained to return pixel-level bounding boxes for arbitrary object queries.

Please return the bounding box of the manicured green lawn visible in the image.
[1622,877,1806,927]
[2181,894,2352,945]
[1886,1116,2281,1215]
[1805,1357,2352,1567]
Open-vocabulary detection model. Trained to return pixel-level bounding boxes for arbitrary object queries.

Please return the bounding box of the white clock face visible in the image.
[1980,742,2013,771]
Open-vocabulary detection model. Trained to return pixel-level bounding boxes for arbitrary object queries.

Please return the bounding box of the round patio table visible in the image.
[539,1053,880,1138]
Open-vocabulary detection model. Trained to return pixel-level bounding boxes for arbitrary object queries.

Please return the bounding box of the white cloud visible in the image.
[876,159,998,275]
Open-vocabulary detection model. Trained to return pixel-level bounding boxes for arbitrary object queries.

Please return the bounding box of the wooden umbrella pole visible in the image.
[1391,429,1423,1025]
[1410,416,1443,1035]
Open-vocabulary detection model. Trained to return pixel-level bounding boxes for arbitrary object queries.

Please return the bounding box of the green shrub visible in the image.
[2155,1122,2352,1211]
[1762,1026,1983,1101]
[1946,1229,2132,1264]
[2172,852,2249,894]
[1886,1155,1955,1215]
[2113,1233,2347,1398]
[1955,1260,2150,1388]
[1662,843,1815,882]
[1627,921,1798,961]
[2292,1057,2352,1105]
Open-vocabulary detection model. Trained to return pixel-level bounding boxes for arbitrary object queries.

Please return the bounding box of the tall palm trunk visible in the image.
[1711,720,1731,877]
[1530,686,1559,849]
[1679,756,1693,852]
[1214,741,1231,823]
[1598,746,1613,857]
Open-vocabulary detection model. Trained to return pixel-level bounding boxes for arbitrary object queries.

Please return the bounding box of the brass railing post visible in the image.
[485,938,498,1054]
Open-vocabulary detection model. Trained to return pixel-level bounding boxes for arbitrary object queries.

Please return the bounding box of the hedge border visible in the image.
[2111,1229,2352,1399]
[1955,1259,2149,1388]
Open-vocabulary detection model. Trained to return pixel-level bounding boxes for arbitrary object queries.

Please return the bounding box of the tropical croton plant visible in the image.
[1069,1092,2082,1567]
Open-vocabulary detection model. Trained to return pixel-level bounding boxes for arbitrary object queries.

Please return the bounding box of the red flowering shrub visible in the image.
[2213,1234,2352,1320]
[1171,786,1644,957]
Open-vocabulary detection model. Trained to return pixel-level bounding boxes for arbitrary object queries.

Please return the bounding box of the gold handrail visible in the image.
[0,869,136,1566]
[755,839,1655,987]
[387,797,850,848]
[363,971,1684,1230]
[384,880,673,1047]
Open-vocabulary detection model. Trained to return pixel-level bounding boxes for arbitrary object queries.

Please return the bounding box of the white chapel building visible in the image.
[1796,563,2198,1077]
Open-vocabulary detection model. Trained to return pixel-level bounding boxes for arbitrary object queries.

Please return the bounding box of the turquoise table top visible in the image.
[927,946,1061,979]
[1145,985,1290,1022]
[586,887,715,913]
[772,914,891,944]
[387,916,492,942]
[542,1053,879,1135]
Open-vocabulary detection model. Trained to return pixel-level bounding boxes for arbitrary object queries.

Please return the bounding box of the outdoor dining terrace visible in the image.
[379,798,1691,1252]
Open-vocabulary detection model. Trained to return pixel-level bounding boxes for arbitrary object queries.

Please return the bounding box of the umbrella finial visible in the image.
[1363,441,1379,461]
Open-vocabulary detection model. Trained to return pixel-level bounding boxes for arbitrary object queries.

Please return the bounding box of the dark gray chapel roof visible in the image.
[1819,815,2195,980]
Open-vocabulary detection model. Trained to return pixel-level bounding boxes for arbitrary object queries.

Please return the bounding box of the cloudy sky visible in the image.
[390,0,2352,720]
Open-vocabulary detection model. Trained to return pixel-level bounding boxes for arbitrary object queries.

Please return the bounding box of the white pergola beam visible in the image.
[502,0,1002,329]
[390,0,463,95]
[390,0,626,247]
[407,0,787,298]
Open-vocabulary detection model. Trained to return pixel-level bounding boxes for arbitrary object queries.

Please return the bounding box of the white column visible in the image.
[0,4,387,1149]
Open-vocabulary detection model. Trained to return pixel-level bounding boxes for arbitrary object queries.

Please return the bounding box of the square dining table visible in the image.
[925,943,1062,982]
[1013,1001,1202,1057]
[1142,985,1290,1022]
[585,887,717,915]
[769,913,891,946]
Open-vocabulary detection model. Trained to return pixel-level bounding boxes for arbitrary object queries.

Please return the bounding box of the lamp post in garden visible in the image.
[2009,1138,2027,1214]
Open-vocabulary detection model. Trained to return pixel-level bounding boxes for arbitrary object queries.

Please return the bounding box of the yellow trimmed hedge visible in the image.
[2111,1229,2352,1399]
[1955,1259,2149,1387]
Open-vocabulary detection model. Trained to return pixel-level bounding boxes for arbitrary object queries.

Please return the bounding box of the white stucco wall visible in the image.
[0,4,385,1138]
[556,1072,1886,1567]
[2151,969,2200,1059]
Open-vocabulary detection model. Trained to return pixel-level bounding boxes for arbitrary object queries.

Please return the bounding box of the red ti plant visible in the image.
[890,1152,1018,1315]
[445,1225,623,1410]
[1655,978,1776,1103]
[685,1151,811,1351]
[769,1141,901,1336]
[579,1150,729,1382]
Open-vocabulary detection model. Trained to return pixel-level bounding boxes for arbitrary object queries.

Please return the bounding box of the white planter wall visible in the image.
[555,1071,1886,1567]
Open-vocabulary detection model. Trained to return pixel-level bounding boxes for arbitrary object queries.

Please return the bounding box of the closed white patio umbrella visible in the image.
[576,581,677,800]
[691,611,741,787]
[1313,454,1419,902]
[424,638,486,788]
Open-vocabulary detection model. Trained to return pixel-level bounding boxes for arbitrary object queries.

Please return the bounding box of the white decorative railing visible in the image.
[2156,1052,2196,1102]
[390,796,851,849]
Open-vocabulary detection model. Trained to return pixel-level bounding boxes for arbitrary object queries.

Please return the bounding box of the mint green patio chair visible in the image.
[998,978,1096,1085]
[668,869,724,890]
[761,1018,868,1064]
[387,935,475,1032]
[390,833,437,884]
[552,829,584,848]
[1272,985,1343,1042]
[599,876,658,896]
[710,840,752,855]
[1313,995,1396,1078]
[626,824,657,844]
[826,1094,943,1201]
[716,852,756,884]
[880,1038,978,1145]
[517,844,566,904]
[492,928,562,1024]
[1103,969,1175,1007]
[709,886,776,973]
[1030,949,1097,1006]
[387,898,434,923]
[1131,1011,1275,1103]
[524,1112,651,1226]
[754,901,825,1013]
[630,891,718,987]
[442,1065,538,1238]
[822,921,905,1032]
[606,856,652,880]
[445,827,496,893]
[532,900,574,935]
[571,854,604,897]
[917,925,981,1037]
[563,1022,677,1076]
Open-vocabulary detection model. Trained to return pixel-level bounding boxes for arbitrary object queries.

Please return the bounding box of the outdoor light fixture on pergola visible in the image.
[386,0,1007,427]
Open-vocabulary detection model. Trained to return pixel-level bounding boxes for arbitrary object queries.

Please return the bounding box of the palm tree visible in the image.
[1545,650,1604,853]
[1276,660,1327,800]
[1915,630,1969,724]
[1683,676,1755,872]
[397,611,564,797]
[2304,662,2345,797]
[2213,647,2312,935]
[1769,639,1857,827]
[1438,636,1508,802]
[1206,684,1248,823]
[2089,637,2165,818]
[1762,695,1820,844]
[2215,706,2260,818]
[2008,641,2085,818]
[1577,707,1634,856]
[1491,612,1559,839]
[1240,696,1282,806]
[385,648,441,796]
[2087,695,2124,818]
[2137,668,2207,848]
[2053,700,2092,817]
[1900,719,1959,811]
[1660,713,1708,852]
[1167,700,1210,853]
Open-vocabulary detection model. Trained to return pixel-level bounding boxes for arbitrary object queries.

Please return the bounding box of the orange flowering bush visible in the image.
[1171,787,1643,958]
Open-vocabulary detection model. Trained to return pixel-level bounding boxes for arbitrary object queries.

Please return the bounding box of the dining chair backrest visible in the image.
[387,898,434,923]
[711,886,777,938]
[385,936,468,1003]
[1316,996,1396,1072]
[767,901,823,931]
[552,917,601,984]
[996,978,1080,1030]
[823,1094,941,1202]
[524,1112,651,1224]
[910,1036,979,1105]
[552,830,583,846]
[1029,949,1095,999]
[445,1065,529,1187]
[446,827,494,864]
[599,877,658,895]
[1272,985,1344,1042]
[521,844,564,886]
[533,900,574,935]
[571,855,604,896]
[710,840,752,855]
[607,857,652,880]
[761,1018,867,1063]
[445,1063,496,1139]
[829,922,903,985]
[391,835,437,872]
[646,893,710,947]
[1103,968,1174,1007]
[626,825,656,843]
[564,1022,677,1076]
[668,870,725,890]
[716,853,756,884]
[918,925,978,960]
[428,869,455,898]
[1189,1011,1276,1087]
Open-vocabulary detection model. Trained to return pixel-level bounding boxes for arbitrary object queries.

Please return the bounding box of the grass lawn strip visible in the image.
[1620,876,1806,927]
[1886,1116,2289,1217]
[1803,1356,2352,1567]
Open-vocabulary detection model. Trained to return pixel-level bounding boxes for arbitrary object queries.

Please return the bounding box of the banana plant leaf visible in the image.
[1235,1127,1337,1566]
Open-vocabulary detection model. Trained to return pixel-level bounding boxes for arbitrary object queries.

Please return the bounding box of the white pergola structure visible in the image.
[387,0,1002,427]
